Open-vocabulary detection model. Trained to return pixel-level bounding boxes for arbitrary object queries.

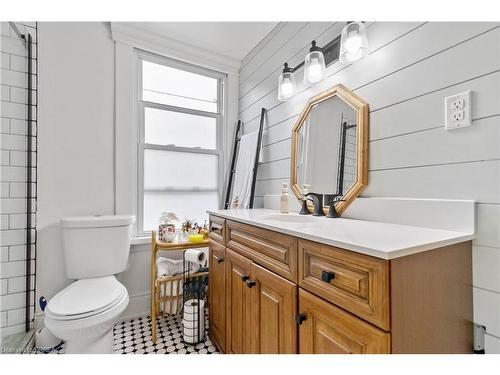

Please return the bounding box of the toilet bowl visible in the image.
[45,276,129,354]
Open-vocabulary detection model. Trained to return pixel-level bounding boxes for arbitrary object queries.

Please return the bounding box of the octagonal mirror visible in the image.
[290,84,369,216]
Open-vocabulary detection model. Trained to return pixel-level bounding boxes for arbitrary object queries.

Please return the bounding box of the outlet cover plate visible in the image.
[445,90,472,130]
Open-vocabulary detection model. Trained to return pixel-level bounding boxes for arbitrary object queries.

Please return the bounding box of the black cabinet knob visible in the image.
[240,274,249,282]
[321,270,335,283]
[215,256,224,263]
[246,280,256,288]
[296,313,307,325]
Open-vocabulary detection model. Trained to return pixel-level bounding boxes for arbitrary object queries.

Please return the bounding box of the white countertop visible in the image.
[207,209,474,260]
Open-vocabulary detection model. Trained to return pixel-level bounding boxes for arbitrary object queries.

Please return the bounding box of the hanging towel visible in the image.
[231,131,259,209]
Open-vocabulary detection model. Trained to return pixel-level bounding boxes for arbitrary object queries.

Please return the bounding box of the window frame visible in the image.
[136,51,225,236]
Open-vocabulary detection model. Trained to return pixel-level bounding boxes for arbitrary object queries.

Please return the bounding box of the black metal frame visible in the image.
[336,117,357,197]
[224,108,266,209]
[248,108,266,209]
[20,32,34,333]
[182,253,209,345]
[224,120,241,209]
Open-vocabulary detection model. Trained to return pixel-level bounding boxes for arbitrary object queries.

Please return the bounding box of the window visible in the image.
[138,54,224,234]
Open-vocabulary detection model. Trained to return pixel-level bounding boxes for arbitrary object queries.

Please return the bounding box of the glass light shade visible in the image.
[303,50,326,85]
[339,22,368,64]
[278,71,297,101]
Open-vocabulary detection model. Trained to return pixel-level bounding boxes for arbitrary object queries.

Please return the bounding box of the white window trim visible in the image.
[112,24,240,240]
[136,51,226,236]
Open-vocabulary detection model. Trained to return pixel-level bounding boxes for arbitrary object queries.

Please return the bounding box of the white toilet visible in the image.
[44,215,135,354]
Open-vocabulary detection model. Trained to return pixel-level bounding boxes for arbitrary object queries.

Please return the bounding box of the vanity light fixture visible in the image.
[303,41,326,85]
[277,22,369,102]
[277,38,339,102]
[277,63,297,101]
[339,21,369,64]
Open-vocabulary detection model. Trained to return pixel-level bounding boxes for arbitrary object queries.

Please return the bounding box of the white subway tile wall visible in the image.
[0,22,37,337]
[239,22,500,352]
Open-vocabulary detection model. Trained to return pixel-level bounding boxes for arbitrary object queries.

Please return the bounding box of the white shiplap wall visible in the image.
[238,22,500,353]
[0,22,37,337]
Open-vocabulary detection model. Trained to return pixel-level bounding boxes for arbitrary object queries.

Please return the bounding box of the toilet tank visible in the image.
[60,215,135,279]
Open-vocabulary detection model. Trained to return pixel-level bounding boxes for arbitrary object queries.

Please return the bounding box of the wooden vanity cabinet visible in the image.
[225,249,252,354]
[208,239,226,352]
[298,289,389,354]
[224,248,297,354]
[250,262,297,354]
[208,215,472,354]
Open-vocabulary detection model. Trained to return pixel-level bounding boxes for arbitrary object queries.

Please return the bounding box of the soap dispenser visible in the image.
[280,183,290,214]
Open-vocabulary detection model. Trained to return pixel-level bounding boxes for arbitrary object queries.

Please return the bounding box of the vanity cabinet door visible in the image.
[208,239,226,352]
[225,249,252,354]
[249,263,297,353]
[298,288,390,354]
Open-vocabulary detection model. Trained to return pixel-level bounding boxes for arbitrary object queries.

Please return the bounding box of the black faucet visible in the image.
[326,195,346,218]
[305,193,324,216]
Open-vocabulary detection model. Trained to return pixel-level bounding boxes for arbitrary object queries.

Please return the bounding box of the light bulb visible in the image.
[281,79,294,98]
[340,22,368,64]
[303,49,326,85]
[344,33,362,53]
[278,69,297,101]
[343,49,363,63]
[306,57,323,83]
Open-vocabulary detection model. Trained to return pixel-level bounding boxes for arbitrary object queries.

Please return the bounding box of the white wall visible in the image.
[36,22,240,321]
[37,22,115,306]
[239,22,500,352]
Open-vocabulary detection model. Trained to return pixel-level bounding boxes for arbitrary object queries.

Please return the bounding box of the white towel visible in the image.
[156,256,204,277]
[231,131,259,208]
[156,258,184,277]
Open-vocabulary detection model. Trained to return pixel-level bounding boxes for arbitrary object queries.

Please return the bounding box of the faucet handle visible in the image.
[326,195,346,218]
[329,195,345,204]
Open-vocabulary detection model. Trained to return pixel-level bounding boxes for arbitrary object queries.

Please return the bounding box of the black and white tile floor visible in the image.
[113,314,218,354]
[35,313,219,354]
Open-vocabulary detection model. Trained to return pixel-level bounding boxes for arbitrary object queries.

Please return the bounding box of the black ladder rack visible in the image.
[224,108,266,209]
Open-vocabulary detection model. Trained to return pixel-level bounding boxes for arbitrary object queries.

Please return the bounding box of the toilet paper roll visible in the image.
[35,327,60,349]
[182,318,205,329]
[183,298,205,313]
[184,248,207,266]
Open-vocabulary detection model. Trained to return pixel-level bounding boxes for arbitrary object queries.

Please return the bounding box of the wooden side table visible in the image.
[150,231,209,343]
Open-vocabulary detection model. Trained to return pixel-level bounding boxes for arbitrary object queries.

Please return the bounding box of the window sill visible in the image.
[131,236,151,246]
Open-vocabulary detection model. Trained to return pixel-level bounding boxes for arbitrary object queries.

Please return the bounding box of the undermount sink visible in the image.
[260,213,318,223]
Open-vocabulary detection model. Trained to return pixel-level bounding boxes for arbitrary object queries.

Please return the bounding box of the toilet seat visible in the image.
[46,276,127,321]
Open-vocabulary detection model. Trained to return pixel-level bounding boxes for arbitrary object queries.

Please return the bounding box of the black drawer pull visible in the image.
[240,274,249,282]
[321,270,335,283]
[211,226,219,232]
[246,280,256,288]
[296,313,307,325]
[215,256,224,263]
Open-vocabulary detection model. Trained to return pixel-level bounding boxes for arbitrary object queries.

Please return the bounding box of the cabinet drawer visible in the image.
[299,288,390,354]
[298,239,390,330]
[226,220,298,282]
[209,215,225,245]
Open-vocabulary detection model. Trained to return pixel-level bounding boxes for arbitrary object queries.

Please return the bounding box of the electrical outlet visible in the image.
[445,90,472,130]
[450,98,464,110]
[451,110,464,121]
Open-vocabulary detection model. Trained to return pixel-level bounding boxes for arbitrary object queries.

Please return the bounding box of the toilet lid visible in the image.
[47,276,125,319]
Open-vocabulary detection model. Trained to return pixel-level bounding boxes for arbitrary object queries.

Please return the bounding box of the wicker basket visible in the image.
[155,271,209,317]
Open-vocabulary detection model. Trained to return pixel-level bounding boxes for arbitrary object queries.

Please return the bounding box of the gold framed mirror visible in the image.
[290,84,369,216]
